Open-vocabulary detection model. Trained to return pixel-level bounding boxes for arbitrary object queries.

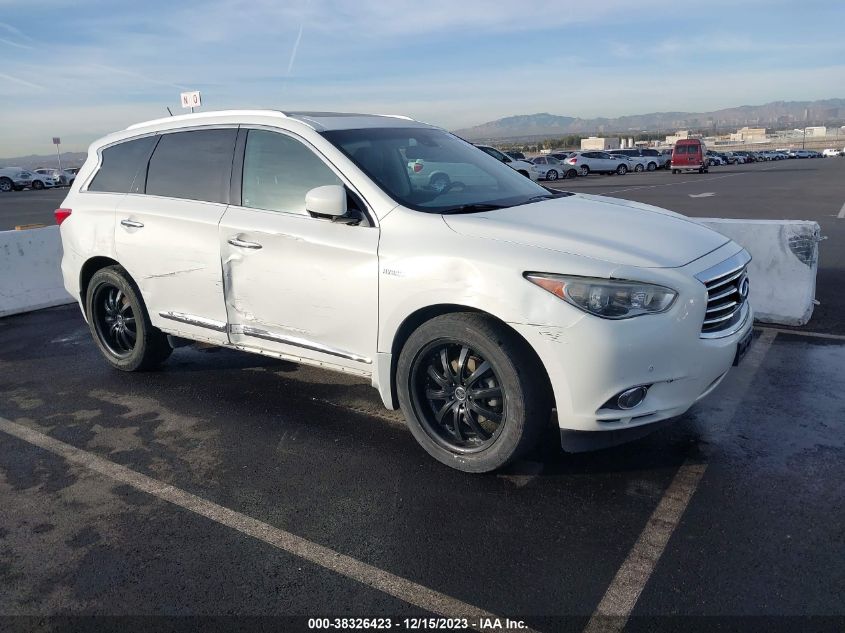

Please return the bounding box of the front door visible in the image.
[219,128,379,372]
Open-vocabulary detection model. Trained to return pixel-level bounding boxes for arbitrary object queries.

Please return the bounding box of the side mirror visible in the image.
[305,185,347,218]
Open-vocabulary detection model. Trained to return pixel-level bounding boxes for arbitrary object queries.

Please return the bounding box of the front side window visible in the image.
[145,129,237,203]
[242,130,343,215]
[322,128,552,213]
[89,136,157,194]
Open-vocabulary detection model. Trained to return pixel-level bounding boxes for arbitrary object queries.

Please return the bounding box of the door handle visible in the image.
[228,237,262,250]
[120,219,144,228]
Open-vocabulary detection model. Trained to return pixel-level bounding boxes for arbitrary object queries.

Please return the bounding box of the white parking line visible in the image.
[582,329,777,633]
[604,172,746,195]
[0,416,535,633]
[838,200,845,219]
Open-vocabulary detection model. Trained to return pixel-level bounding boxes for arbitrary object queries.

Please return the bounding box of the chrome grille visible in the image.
[695,251,751,338]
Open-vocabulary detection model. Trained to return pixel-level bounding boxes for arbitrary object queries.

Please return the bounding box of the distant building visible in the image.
[805,126,827,137]
[729,127,767,142]
[581,136,621,150]
[665,130,689,144]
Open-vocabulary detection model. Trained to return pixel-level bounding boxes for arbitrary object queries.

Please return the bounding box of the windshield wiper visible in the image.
[440,203,509,215]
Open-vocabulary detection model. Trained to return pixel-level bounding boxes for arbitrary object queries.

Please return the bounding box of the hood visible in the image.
[442,194,729,268]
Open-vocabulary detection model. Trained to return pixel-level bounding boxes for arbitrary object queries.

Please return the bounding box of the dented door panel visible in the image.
[219,205,379,370]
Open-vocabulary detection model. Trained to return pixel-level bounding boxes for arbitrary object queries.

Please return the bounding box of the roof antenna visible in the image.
[166,107,173,116]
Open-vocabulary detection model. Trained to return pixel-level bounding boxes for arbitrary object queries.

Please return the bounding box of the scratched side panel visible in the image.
[114,194,229,343]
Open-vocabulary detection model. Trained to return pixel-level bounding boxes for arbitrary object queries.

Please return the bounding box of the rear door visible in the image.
[115,127,237,344]
[219,127,379,372]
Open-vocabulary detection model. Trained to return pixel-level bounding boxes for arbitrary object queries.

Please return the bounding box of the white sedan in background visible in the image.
[475,145,540,180]
[564,151,629,176]
[531,156,578,181]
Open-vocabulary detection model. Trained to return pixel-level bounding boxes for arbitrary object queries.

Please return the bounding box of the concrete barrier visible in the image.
[0,226,74,318]
[697,219,821,326]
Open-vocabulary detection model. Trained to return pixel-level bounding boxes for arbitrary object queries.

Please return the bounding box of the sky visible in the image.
[1,0,844,156]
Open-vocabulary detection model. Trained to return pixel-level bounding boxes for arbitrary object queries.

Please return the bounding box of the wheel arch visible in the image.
[384,303,553,410]
[79,256,123,315]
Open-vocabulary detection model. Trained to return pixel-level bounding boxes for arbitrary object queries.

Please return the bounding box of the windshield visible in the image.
[321,127,554,213]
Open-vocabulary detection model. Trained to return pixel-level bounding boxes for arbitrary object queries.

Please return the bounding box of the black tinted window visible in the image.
[642,149,658,156]
[146,129,237,203]
[674,145,688,154]
[89,136,157,193]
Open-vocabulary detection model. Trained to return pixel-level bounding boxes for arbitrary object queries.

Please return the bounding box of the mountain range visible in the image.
[452,98,845,141]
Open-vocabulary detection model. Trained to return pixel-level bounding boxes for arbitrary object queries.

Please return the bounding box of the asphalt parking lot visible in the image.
[1,158,844,631]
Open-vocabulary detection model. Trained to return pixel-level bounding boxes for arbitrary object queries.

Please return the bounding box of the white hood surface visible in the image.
[442,194,729,268]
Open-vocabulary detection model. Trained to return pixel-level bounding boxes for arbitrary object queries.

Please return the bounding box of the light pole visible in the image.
[52,137,63,172]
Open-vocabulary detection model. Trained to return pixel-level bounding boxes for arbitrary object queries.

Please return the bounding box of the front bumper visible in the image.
[510,246,754,434]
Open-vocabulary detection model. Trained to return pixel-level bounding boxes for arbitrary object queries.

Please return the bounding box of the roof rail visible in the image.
[125,109,289,131]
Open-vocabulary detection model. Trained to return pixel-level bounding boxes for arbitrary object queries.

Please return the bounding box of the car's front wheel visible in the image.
[397,313,551,473]
[85,266,172,372]
[0,178,12,193]
[31,179,44,190]
[546,169,558,181]
[566,168,579,179]
[616,164,628,175]
[634,164,644,172]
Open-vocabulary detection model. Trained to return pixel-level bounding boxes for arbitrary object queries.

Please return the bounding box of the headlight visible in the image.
[525,273,677,319]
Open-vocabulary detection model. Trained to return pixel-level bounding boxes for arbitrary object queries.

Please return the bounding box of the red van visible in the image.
[671,139,708,174]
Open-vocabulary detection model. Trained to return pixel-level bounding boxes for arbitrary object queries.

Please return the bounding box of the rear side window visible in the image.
[146,129,237,203]
[241,129,342,215]
[674,145,688,154]
[88,136,157,194]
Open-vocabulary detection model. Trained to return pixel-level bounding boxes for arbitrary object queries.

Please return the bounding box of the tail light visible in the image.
[567,158,577,164]
[55,208,72,225]
[413,162,423,173]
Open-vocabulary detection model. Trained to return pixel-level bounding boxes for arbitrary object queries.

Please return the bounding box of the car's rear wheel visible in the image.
[580,165,590,176]
[546,169,558,181]
[86,266,172,372]
[32,179,44,190]
[616,164,628,175]
[566,168,579,179]
[0,178,12,193]
[634,164,644,172]
[647,162,657,171]
[397,313,551,473]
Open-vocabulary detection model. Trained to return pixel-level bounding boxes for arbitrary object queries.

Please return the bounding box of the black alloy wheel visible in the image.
[92,284,137,357]
[411,341,506,453]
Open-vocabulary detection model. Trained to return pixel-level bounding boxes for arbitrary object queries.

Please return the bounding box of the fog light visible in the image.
[617,386,648,410]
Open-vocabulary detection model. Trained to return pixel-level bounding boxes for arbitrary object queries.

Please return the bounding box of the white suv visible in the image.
[58,110,753,472]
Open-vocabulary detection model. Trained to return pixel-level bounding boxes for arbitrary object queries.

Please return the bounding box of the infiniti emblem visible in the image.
[454,386,467,401]
[739,276,750,301]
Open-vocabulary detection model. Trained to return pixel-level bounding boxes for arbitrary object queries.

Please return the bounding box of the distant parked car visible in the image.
[609,150,651,172]
[0,167,33,192]
[706,152,725,166]
[822,148,842,157]
[530,156,577,180]
[505,151,526,160]
[549,151,574,162]
[564,151,629,176]
[610,148,667,170]
[63,169,78,184]
[671,139,708,174]
[34,168,68,186]
[475,145,540,180]
[28,170,59,189]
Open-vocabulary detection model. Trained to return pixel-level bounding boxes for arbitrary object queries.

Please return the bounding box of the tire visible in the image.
[698,167,704,174]
[396,313,552,473]
[546,169,558,181]
[616,164,628,175]
[566,169,579,179]
[0,177,12,193]
[580,165,590,176]
[634,164,644,173]
[85,266,172,372]
[647,162,657,171]
[672,169,679,174]
[31,179,44,190]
